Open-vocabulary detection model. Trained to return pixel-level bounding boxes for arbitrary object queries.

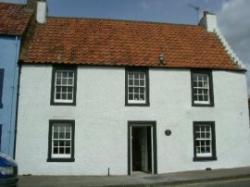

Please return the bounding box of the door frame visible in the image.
[128,121,157,175]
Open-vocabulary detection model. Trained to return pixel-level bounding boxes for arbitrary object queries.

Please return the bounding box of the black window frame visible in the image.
[0,69,4,108]
[125,67,150,106]
[50,66,77,106]
[191,70,214,107]
[193,121,217,161]
[47,120,75,162]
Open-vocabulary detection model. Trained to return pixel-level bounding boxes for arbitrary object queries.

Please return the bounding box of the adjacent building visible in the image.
[0,3,32,157]
[15,1,250,175]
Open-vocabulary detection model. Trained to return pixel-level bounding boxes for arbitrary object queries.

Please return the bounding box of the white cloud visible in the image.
[217,0,250,94]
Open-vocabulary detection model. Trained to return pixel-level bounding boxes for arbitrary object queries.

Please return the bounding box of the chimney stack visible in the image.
[36,0,47,24]
[199,11,217,32]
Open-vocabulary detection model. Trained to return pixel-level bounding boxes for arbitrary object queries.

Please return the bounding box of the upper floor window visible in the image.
[191,70,214,106]
[125,68,149,106]
[193,121,217,161]
[51,67,77,105]
[0,69,4,108]
[47,120,75,162]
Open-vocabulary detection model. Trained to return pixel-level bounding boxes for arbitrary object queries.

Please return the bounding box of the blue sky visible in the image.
[1,0,250,92]
[2,0,224,24]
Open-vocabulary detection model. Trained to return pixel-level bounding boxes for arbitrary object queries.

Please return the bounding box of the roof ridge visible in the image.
[47,16,201,27]
[0,2,25,6]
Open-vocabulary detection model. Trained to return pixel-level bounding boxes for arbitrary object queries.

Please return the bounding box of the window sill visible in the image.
[193,156,217,162]
[50,102,76,106]
[192,103,214,107]
[47,158,75,162]
[125,102,150,107]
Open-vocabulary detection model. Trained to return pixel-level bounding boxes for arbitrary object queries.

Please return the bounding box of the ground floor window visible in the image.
[47,120,75,162]
[193,121,217,161]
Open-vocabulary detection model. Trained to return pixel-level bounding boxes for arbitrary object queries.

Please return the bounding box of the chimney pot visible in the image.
[199,11,217,32]
[159,53,165,64]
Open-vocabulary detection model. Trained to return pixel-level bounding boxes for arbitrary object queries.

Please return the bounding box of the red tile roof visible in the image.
[21,17,242,71]
[0,3,33,35]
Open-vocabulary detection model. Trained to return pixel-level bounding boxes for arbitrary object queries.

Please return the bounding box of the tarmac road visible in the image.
[18,177,250,187]
[167,177,250,187]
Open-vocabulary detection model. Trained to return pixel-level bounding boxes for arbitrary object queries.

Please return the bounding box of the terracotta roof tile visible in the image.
[21,17,241,70]
[0,3,33,35]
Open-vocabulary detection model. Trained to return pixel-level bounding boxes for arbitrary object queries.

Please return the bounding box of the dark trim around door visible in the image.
[127,121,157,175]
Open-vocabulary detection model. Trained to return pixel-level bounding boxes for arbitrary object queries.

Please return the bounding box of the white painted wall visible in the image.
[16,65,250,175]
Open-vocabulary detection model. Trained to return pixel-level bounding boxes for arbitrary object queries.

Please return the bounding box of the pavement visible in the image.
[18,166,250,187]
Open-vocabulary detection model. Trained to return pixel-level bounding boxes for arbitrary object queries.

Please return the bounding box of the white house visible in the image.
[15,1,250,175]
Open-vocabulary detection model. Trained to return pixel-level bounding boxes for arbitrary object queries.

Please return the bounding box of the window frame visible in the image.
[47,120,75,162]
[50,66,77,106]
[191,70,214,107]
[193,121,217,161]
[0,69,4,108]
[125,67,150,106]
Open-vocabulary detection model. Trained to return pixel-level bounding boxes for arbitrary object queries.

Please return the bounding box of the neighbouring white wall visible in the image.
[16,65,250,175]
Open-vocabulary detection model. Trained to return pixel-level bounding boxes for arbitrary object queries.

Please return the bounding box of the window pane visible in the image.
[62,94,66,99]
[54,132,58,139]
[62,87,67,92]
[62,72,67,77]
[53,147,58,154]
[135,73,139,79]
[134,80,139,86]
[65,141,70,146]
[140,94,145,100]
[128,94,133,100]
[134,95,139,100]
[68,79,73,85]
[140,80,144,86]
[134,87,139,93]
[62,78,67,85]
[54,141,58,146]
[65,148,70,154]
[56,78,61,85]
[56,72,62,78]
[59,147,64,154]
[56,94,60,99]
[66,132,71,139]
[68,94,73,100]
[68,72,73,78]
[139,73,144,79]
[59,140,64,146]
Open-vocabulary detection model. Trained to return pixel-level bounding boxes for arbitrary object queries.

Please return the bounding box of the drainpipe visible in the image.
[13,62,21,159]
[11,36,20,158]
